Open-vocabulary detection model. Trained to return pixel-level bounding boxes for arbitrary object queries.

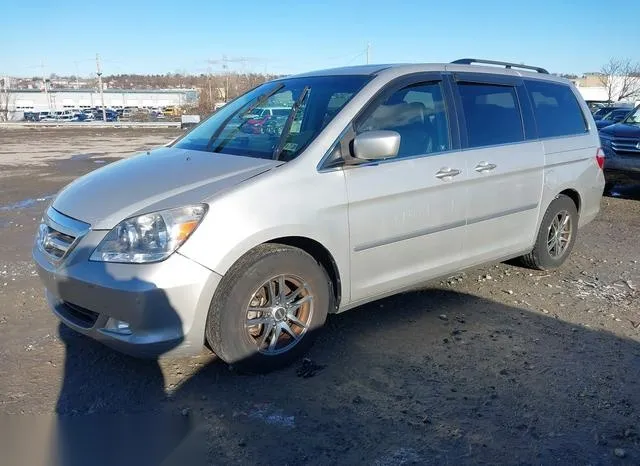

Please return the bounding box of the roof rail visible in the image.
[451,58,549,74]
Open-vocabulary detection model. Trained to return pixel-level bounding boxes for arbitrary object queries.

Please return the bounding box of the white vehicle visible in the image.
[34,59,605,373]
[241,106,292,120]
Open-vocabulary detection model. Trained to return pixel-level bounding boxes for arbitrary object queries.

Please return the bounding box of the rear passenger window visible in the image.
[525,80,587,138]
[357,82,450,158]
[458,83,524,147]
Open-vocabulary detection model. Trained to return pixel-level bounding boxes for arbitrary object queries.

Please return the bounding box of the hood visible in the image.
[52,147,282,229]
[596,120,616,130]
[599,122,640,138]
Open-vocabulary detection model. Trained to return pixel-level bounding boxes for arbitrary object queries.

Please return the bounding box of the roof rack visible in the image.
[451,58,549,74]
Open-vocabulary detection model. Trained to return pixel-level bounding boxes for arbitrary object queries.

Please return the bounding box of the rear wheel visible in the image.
[519,194,579,270]
[205,244,331,373]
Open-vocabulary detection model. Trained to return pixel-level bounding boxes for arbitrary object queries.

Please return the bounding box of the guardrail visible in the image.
[0,121,181,129]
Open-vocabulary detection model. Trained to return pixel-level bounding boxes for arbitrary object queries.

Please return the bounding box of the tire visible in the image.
[519,194,579,270]
[205,244,332,374]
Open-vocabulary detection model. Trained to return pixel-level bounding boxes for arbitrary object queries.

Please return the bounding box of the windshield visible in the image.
[594,107,616,118]
[622,106,640,125]
[172,75,370,161]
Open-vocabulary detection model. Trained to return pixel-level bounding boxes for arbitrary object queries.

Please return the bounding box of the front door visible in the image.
[343,76,469,302]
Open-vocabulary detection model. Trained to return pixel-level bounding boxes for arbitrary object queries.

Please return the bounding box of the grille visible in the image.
[59,301,100,328]
[38,224,76,260]
[611,137,640,155]
[36,207,90,263]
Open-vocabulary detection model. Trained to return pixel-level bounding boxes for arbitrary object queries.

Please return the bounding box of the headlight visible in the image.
[90,205,207,263]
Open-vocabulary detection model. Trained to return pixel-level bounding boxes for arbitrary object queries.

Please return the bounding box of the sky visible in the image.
[3,0,638,78]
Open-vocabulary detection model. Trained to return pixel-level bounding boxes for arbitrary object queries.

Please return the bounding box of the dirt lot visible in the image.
[1,128,639,465]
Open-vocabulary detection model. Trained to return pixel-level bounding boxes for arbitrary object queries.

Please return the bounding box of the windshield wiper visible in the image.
[272,86,310,160]
[206,83,285,152]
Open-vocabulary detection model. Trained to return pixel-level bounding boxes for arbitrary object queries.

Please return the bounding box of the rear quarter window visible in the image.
[525,80,588,138]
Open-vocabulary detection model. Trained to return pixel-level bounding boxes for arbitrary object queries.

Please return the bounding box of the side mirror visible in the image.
[353,130,400,160]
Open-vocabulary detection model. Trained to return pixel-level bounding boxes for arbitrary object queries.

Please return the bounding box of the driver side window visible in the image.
[357,82,451,158]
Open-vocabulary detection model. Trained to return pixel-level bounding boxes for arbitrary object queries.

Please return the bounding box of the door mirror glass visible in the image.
[353,130,401,160]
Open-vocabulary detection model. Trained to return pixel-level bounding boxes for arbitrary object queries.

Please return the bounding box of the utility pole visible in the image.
[207,56,258,102]
[96,53,106,121]
[41,61,51,112]
[366,42,371,65]
[225,69,229,102]
[73,61,80,89]
[223,55,229,102]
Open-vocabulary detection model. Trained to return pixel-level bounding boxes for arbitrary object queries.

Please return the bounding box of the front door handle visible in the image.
[435,168,461,180]
[474,161,497,172]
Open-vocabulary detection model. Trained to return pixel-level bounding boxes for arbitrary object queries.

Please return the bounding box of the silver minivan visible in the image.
[33,59,605,372]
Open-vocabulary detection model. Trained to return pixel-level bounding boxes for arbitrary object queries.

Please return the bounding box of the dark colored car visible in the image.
[599,105,640,189]
[595,108,633,129]
[93,109,119,122]
[587,100,613,113]
[593,106,617,120]
[23,111,39,122]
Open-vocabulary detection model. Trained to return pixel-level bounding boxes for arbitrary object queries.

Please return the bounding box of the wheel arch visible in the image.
[558,188,581,214]
[265,236,341,311]
[200,228,346,312]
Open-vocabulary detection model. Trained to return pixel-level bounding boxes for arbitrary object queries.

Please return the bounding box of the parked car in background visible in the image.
[243,107,292,119]
[599,104,640,189]
[180,114,201,130]
[33,59,604,373]
[595,108,633,129]
[593,106,617,120]
[39,113,58,122]
[586,100,612,113]
[120,108,135,119]
[92,109,119,121]
[238,107,293,134]
[593,103,633,119]
[23,111,40,122]
[162,106,183,117]
[71,112,90,122]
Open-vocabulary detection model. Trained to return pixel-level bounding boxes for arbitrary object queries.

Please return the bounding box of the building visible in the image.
[572,73,640,105]
[5,88,199,112]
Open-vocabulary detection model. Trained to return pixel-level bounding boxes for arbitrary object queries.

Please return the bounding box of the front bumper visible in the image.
[33,230,221,358]
[602,146,640,181]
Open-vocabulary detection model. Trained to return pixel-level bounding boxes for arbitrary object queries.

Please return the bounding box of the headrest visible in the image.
[366,102,425,129]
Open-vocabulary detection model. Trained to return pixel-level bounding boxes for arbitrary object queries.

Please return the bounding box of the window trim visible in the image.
[452,73,528,150]
[317,72,459,171]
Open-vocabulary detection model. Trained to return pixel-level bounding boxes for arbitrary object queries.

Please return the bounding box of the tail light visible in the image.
[596,147,605,170]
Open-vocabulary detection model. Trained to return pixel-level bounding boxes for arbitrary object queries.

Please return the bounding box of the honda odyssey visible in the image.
[33,59,605,372]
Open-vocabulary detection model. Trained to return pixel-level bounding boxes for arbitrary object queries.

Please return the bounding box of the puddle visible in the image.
[0,195,54,212]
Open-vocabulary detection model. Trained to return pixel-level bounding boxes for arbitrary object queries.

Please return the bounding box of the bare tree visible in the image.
[0,78,13,122]
[599,58,640,101]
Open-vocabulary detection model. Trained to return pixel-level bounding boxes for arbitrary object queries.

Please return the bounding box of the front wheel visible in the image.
[205,244,331,373]
[519,194,579,270]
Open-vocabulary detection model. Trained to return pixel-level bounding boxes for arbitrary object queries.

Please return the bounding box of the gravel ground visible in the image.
[0,128,639,465]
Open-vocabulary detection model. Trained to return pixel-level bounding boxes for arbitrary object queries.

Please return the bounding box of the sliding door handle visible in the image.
[474,161,497,172]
